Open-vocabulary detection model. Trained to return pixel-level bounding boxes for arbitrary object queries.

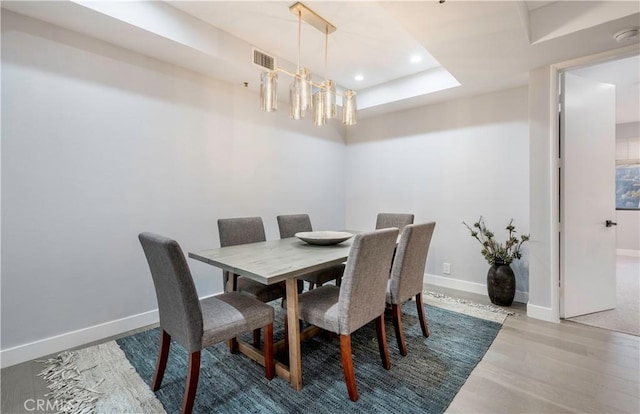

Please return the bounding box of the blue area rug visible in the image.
[117,302,501,413]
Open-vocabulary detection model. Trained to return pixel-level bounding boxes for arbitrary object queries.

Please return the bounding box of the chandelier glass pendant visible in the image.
[259,2,357,126]
[260,71,278,112]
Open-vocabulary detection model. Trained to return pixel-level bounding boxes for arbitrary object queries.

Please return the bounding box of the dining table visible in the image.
[188,234,355,390]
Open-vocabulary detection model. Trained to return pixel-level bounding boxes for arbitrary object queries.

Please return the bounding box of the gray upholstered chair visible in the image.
[138,232,275,414]
[218,217,288,347]
[375,213,415,231]
[277,214,345,289]
[297,228,399,402]
[386,222,436,356]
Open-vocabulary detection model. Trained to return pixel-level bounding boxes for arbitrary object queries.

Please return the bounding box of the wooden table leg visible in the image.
[285,278,302,390]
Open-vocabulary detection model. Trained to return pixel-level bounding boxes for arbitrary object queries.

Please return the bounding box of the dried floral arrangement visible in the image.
[463,217,530,265]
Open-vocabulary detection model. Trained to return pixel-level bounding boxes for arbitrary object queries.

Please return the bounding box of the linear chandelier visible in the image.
[260,2,357,126]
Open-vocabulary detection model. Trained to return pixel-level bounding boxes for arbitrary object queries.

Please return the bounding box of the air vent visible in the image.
[252,48,276,70]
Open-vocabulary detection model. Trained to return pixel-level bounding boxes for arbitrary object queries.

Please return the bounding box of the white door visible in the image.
[561,72,617,319]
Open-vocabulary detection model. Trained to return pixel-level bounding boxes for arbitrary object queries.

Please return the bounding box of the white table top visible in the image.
[189,236,354,285]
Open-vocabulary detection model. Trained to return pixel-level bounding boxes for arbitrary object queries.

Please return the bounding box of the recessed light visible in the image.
[614,28,639,43]
[410,55,422,63]
[354,74,364,81]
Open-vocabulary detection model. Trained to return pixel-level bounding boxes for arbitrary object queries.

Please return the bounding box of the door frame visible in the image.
[549,45,639,321]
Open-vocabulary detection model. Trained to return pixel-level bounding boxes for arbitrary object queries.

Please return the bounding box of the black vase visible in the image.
[487,263,515,306]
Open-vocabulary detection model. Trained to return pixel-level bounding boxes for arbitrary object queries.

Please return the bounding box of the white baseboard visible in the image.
[617,249,640,257]
[526,303,559,323]
[0,309,159,369]
[0,293,219,368]
[0,309,164,368]
[424,273,529,304]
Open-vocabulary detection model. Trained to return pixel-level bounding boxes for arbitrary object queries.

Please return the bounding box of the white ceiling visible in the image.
[525,1,556,11]
[168,1,443,91]
[2,1,639,120]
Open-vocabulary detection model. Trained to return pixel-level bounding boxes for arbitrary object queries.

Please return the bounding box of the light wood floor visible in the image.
[2,288,638,414]
[436,289,640,414]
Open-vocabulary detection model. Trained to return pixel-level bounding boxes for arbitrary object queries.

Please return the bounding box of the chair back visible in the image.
[375,213,414,231]
[388,222,436,305]
[218,217,267,290]
[138,232,203,352]
[218,217,266,247]
[277,214,312,239]
[338,228,399,334]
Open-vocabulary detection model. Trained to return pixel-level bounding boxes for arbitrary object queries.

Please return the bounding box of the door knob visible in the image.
[605,220,617,227]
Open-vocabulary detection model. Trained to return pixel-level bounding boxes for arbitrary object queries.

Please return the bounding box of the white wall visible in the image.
[527,65,559,322]
[1,12,346,362]
[345,87,530,299]
[616,121,640,252]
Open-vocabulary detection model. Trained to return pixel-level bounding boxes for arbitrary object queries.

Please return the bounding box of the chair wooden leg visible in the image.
[253,328,261,348]
[231,274,238,292]
[416,293,430,338]
[227,337,239,354]
[182,351,200,414]
[264,323,275,380]
[224,272,238,293]
[340,334,359,402]
[152,330,171,391]
[375,315,391,369]
[391,304,408,356]
[309,282,315,290]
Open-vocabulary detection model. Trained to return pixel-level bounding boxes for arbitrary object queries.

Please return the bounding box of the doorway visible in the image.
[568,255,639,335]
[560,54,640,336]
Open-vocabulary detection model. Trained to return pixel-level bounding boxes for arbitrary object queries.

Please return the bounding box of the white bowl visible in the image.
[295,231,353,246]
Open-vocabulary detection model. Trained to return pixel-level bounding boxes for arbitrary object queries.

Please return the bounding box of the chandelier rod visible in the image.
[324,26,328,80]
[296,9,301,71]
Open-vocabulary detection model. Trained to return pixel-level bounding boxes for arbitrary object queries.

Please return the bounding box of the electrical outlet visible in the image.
[443,262,451,274]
